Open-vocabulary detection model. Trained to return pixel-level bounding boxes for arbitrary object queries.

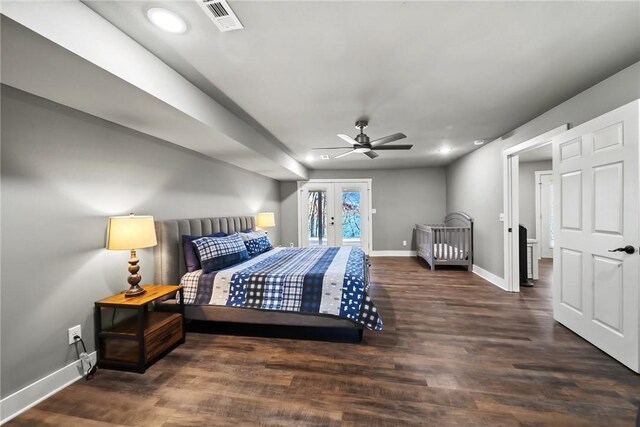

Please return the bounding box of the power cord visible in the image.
[73,335,97,380]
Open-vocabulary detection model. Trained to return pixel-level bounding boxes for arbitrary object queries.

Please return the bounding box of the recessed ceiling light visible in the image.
[439,147,452,154]
[320,155,330,160]
[146,8,187,34]
[474,139,485,146]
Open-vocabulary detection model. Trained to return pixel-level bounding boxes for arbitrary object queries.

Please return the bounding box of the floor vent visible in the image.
[198,0,243,32]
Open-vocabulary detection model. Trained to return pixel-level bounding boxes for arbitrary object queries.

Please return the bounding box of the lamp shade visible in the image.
[106,215,157,250]
[256,212,275,228]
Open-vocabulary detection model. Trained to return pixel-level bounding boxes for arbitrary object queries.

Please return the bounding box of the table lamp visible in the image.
[106,214,157,297]
[256,212,275,234]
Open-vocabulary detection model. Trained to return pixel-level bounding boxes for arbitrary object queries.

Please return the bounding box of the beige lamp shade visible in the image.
[256,212,276,228]
[106,215,157,250]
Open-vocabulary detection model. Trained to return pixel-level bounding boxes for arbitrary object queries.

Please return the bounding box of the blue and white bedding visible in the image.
[180,246,382,331]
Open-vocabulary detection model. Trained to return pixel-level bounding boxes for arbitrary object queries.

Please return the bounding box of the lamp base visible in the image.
[124,284,146,298]
[124,249,146,297]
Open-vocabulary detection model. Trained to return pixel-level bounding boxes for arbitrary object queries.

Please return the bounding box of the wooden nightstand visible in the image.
[94,285,185,373]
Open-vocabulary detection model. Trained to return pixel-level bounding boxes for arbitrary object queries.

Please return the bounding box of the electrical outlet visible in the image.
[68,325,81,345]
[402,240,407,246]
[289,242,294,247]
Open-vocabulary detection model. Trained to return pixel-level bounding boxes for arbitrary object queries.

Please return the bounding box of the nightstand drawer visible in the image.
[145,314,182,362]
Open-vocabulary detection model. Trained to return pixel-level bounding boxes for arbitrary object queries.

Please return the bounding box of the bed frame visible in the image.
[153,216,363,333]
[415,212,473,271]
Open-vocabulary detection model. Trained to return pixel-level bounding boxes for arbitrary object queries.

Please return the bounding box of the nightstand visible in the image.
[94,285,185,373]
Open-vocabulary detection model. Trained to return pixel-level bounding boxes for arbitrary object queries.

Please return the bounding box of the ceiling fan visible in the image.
[314,120,412,159]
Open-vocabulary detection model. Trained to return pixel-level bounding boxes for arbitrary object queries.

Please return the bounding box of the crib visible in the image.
[415,212,473,270]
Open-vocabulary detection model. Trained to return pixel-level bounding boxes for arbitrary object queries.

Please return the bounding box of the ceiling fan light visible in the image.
[439,147,452,154]
[354,147,371,153]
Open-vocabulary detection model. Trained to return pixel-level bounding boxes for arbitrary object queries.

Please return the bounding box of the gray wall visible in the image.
[447,61,640,277]
[519,160,552,238]
[280,168,447,251]
[0,86,281,397]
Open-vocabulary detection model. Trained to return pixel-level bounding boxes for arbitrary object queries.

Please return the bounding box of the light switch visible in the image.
[499,213,505,222]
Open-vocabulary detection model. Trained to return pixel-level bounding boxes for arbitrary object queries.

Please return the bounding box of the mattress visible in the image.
[433,243,469,260]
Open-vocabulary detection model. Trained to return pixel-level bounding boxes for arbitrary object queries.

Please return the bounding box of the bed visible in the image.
[415,212,473,271]
[153,216,382,338]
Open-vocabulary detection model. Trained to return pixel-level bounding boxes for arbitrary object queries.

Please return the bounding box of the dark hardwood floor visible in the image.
[8,257,639,426]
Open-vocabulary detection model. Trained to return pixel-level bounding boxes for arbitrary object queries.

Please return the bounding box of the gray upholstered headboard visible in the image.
[153,216,256,285]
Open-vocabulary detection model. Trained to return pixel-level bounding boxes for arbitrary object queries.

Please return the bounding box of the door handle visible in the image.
[608,245,635,255]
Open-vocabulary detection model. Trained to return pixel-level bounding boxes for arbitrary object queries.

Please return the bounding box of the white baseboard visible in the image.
[0,352,96,425]
[472,264,507,291]
[370,250,417,257]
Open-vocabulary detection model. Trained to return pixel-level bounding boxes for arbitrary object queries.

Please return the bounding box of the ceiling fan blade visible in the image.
[312,147,353,150]
[370,132,407,147]
[372,144,413,150]
[337,134,358,145]
[365,151,379,159]
[334,150,356,159]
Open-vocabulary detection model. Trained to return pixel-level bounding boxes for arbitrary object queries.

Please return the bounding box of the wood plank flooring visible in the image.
[8,257,639,426]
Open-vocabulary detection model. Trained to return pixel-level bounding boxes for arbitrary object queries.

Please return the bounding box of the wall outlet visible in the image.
[402,240,407,246]
[68,325,81,345]
[372,208,377,214]
[289,242,294,247]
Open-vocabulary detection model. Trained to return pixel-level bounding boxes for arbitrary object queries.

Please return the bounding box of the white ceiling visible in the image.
[83,1,640,170]
[51,1,640,170]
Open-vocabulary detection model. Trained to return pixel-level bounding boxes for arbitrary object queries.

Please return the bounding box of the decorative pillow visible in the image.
[239,230,273,257]
[182,232,226,272]
[191,233,249,273]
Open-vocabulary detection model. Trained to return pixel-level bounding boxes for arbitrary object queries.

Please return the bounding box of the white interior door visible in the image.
[538,172,554,258]
[299,180,371,253]
[552,100,639,372]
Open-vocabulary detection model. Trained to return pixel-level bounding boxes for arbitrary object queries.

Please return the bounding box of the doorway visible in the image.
[503,125,567,292]
[298,179,372,254]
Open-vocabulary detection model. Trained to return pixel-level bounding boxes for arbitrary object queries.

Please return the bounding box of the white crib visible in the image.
[415,212,473,271]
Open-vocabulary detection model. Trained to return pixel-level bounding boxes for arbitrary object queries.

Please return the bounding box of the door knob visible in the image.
[608,245,636,255]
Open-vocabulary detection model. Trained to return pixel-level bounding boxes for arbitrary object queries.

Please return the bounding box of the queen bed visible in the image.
[153,216,382,338]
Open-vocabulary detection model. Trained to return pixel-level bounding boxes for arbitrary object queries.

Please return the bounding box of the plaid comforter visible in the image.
[180,246,382,330]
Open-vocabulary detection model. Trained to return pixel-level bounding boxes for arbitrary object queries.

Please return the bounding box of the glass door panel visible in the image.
[307,190,328,246]
[340,189,362,247]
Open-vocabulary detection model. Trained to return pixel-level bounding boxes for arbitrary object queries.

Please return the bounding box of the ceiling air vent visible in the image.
[198,0,244,32]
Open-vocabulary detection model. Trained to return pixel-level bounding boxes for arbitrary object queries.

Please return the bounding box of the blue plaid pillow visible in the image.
[192,233,249,273]
[182,232,226,272]
[239,230,273,257]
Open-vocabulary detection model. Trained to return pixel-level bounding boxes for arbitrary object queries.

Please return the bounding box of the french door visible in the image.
[552,100,639,372]
[298,180,371,254]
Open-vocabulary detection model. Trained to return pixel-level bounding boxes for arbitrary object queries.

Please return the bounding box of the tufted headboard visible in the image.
[153,216,255,285]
